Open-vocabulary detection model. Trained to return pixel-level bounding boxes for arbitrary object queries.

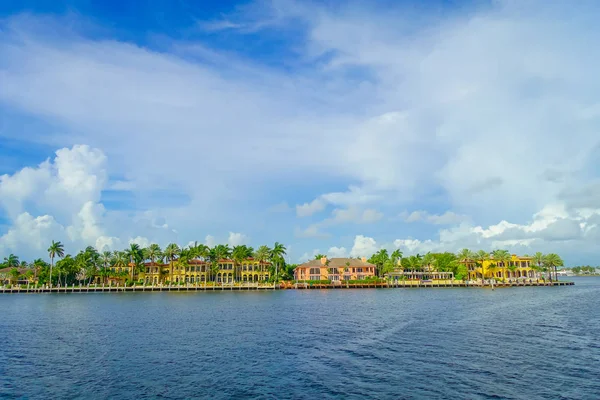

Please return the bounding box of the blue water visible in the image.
[1,278,599,399]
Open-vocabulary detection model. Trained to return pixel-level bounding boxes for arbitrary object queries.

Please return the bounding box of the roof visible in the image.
[296,257,375,269]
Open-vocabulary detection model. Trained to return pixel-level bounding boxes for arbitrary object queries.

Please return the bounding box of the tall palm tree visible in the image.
[543,253,564,282]
[314,254,327,260]
[144,244,162,284]
[126,243,143,282]
[232,245,253,282]
[101,251,112,284]
[474,250,489,282]
[270,242,287,282]
[210,244,232,283]
[254,245,271,282]
[176,247,192,284]
[491,249,511,279]
[532,252,545,279]
[47,241,64,288]
[112,251,128,284]
[164,243,181,284]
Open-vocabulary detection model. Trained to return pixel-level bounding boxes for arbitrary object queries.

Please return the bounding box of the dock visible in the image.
[0,280,574,294]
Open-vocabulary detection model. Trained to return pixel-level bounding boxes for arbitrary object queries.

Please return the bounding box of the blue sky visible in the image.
[1,0,600,265]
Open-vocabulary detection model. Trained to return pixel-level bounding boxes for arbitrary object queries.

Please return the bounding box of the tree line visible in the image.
[1,241,565,286]
[1,241,293,286]
[315,248,564,281]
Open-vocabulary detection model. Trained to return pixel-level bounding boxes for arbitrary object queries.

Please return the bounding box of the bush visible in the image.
[307,280,332,285]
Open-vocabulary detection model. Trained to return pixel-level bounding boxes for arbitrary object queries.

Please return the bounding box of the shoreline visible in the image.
[0,280,574,293]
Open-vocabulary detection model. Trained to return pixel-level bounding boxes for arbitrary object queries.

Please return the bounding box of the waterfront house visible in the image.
[138,257,271,285]
[294,257,376,281]
[461,254,537,280]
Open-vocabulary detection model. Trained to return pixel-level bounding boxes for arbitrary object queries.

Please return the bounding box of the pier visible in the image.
[0,280,574,293]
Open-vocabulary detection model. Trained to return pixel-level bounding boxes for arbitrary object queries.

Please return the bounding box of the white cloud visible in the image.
[327,246,348,257]
[129,236,151,248]
[95,236,121,252]
[349,235,380,258]
[401,210,469,225]
[296,198,326,217]
[205,235,217,247]
[2,2,600,264]
[228,232,248,246]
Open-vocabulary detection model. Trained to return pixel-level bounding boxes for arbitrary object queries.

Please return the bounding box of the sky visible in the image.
[0,0,599,265]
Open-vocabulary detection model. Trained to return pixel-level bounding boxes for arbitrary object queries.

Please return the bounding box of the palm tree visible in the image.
[314,254,327,260]
[474,250,489,282]
[126,243,143,282]
[368,249,389,277]
[3,254,19,268]
[232,245,253,282]
[491,249,511,280]
[112,251,128,285]
[47,241,64,288]
[31,258,46,282]
[270,242,287,282]
[176,248,193,284]
[532,252,545,279]
[253,245,271,282]
[164,243,181,284]
[543,253,564,282]
[210,244,232,283]
[100,251,112,284]
[144,244,162,284]
[390,250,403,266]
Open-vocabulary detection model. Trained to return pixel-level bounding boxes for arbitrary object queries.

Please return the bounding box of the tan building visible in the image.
[294,257,376,281]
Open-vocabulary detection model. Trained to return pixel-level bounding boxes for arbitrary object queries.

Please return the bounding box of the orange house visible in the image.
[294,257,376,281]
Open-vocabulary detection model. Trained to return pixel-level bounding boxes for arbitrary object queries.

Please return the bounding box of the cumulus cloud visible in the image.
[2,2,600,263]
[327,246,348,257]
[228,232,248,246]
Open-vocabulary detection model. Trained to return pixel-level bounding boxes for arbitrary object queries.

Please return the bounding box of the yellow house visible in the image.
[463,254,537,280]
[139,258,271,285]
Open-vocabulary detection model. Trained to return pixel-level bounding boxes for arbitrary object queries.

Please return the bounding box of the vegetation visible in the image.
[1,241,567,287]
[0,241,290,287]
[570,266,599,275]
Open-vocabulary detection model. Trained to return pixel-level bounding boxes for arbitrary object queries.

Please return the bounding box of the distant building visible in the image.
[294,257,376,281]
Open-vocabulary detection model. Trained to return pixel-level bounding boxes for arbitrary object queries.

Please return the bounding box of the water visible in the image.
[1,278,599,399]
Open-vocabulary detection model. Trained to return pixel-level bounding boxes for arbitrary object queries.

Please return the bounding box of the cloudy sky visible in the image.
[1,0,599,265]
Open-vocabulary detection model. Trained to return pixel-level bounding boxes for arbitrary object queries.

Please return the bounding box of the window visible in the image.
[310,268,320,275]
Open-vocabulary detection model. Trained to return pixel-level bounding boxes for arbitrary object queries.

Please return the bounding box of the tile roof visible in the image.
[296,257,375,268]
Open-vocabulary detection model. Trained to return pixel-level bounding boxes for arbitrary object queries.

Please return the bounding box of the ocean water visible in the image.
[1,278,599,399]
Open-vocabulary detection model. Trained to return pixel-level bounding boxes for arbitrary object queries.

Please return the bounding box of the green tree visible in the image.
[48,240,65,288]
[9,267,20,285]
[164,243,181,283]
[232,245,253,282]
[126,243,143,282]
[3,254,19,268]
[474,250,489,282]
[491,249,511,279]
[368,249,389,277]
[314,254,326,260]
[531,252,545,279]
[270,242,287,282]
[543,253,564,282]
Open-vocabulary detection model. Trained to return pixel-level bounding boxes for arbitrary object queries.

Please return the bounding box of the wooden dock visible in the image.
[0,281,574,294]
